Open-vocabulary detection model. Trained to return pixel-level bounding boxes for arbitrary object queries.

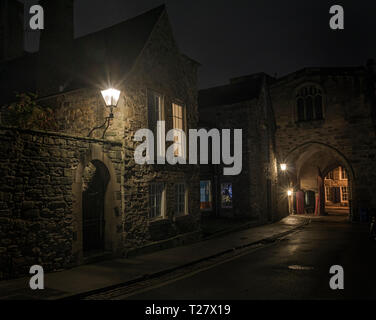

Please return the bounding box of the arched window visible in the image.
[296,85,323,121]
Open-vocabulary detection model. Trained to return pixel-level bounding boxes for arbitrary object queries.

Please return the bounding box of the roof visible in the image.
[71,5,166,89]
[198,75,264,108]
[0,5,166,104]
[273,66,366,85]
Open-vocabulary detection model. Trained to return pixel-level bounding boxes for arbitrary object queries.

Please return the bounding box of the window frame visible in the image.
[221,182,233,209]
[175,182,188,217]
[147,89,165,160]
[200,180,213,211]
[341,186,348,202]
[294,84,325,122]
[340,166,348,180]
[171,102,187,159]
[148,182,166,220]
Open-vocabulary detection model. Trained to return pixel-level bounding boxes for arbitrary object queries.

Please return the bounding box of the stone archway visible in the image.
[71,143,122,264]
[82,160,110,254]
[284,142,355,219]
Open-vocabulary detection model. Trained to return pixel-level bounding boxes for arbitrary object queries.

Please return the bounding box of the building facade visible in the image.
[198,74,283,222]
[198,65,376,221]
[324,166,349,208]
[0,4,201,279]
[270,65,376,219]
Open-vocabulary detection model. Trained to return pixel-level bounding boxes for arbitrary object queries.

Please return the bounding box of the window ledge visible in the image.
[173,213,189,221]
[295,119,325,128]
[148,216,169,224]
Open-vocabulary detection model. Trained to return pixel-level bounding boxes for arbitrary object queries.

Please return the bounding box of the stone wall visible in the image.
[119,10,201,249]
[270,68,376,217]
[0,9,201,279]
[199,86,280,221]
[0,127,123,279]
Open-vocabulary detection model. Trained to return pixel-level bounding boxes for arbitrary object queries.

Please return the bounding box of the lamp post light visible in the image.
[287,189,293,215]
[88,88,121,139]
[280,163,287,172]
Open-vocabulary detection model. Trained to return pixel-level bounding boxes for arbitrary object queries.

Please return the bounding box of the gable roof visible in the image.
[198,76,264,108]
[71,5,166,89]
[0,5,166,104]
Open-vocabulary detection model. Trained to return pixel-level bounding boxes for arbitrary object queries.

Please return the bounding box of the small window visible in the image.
[340,167,348,180]
[325,171,334,180]
[148,90,164,159]
[175,183,187,216]
[296,85,323,122]
[325,187,331,202]
[172,103,186,158]
[149,183,165,219]
[221,183,233,208]
[341,187,348,202]
[200,180,212,211]
[297,98,305,121]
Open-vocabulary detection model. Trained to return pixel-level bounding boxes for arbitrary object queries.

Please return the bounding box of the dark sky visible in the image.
[27,0,376,89]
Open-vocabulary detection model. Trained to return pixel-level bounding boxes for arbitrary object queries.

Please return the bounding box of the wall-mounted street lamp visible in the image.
[88,88,121,139]
[280,163,287,171]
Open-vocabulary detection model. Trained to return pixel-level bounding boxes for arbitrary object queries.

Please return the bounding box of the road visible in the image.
[121,214,376,300]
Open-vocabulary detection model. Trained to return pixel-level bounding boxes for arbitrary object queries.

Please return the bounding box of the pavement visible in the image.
[126,212,376,300]
[0,215,309,300]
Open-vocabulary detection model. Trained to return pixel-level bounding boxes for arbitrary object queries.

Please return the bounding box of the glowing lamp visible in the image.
[88,88,121,139]
[287,189,293,196]
[280,163,287,171]
[101,88,121,108]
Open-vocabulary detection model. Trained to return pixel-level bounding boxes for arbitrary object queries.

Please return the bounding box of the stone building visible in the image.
[198,64,376,221]
[324,166,349,209]
[270,65,376,219]
[198,74,282,222]
[0,3,200,279]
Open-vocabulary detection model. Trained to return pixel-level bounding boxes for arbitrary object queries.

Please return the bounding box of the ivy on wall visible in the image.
[3,93,58,131]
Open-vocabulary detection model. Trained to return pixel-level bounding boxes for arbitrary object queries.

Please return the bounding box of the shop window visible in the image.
[221,183,233,208]
[200,181,212,210]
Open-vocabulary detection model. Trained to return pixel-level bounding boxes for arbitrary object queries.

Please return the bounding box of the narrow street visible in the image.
[119,214,376,300]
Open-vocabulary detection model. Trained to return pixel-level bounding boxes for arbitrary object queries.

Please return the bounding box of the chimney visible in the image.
[0,0,25,61]
[39,0,74,52]
[35,0,75,96]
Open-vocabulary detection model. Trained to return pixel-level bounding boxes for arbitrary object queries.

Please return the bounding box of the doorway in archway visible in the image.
[324,166,349,216]
[285,142,354,219]
[82,160,110,255]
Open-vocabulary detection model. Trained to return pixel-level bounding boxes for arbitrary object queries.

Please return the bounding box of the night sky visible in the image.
[25,0,376,88]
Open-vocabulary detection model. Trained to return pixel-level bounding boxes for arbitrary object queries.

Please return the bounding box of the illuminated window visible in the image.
[172,103,186,158]
[149,183,165,219]
[325,187,331,202]
[200,181,212,211]
[341,186,348,202]
[326,170,334,180]
[340,167,348,180]
[221,183,233,208]
[175,183,187,216]
[296,86,323,121]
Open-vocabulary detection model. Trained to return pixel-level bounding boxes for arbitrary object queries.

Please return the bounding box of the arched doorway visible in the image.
[284,142,355,219]
[82,160,110,255]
